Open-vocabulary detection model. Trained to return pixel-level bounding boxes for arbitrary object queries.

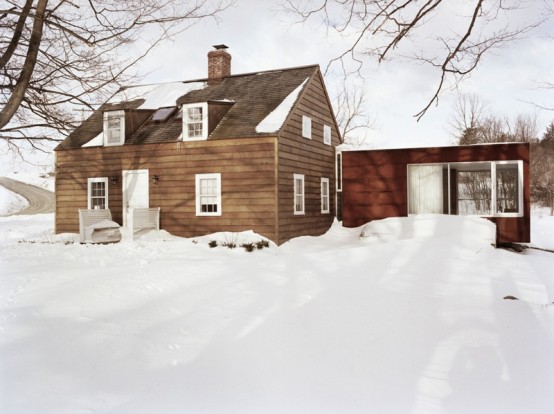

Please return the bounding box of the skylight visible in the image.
[151,107,176,122]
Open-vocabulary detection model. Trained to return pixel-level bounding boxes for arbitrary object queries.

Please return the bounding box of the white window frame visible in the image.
[183,102,209,141]
[321,177,330,214]
[103,110,125,146]
[87,177,109,210]
[302,115,312,139]
[294,174,305,215]
[336,152,342,192]
[195,173,222,216]
[407,160,524,218]
[323,125,332,146]
[493,161,523,217]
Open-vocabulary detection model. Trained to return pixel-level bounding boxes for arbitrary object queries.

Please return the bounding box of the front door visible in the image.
[122,169,149,227]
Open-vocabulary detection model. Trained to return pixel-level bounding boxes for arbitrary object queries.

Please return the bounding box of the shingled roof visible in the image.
[56,65,319,150]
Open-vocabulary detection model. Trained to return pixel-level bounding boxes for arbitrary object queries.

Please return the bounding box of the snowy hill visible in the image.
[1,213,553,414]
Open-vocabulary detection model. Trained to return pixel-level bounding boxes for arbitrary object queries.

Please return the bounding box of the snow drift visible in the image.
[1,214,553,414]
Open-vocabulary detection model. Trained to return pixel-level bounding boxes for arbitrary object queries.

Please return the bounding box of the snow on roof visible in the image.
[108,81,206,110]
[82,132,103,148]
[255,78,308,133]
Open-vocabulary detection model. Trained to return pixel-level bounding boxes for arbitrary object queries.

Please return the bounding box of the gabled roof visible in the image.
[56,65,319,150]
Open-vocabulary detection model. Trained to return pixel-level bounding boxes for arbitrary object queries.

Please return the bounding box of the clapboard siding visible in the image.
[341,143,530,243]
[56,138,278,241]
[56,67,341,245]
[276,71,340,244]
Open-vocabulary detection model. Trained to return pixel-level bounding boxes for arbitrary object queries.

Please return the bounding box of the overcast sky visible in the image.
[4,0,553,176]
[138,0,554,149]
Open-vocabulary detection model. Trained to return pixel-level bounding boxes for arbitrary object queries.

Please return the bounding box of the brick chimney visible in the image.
[208,44,231,85]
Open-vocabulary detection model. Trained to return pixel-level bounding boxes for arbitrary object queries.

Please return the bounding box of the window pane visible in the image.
[89,179,107,209]
[323,125,331,145]
[408,165,444,214]
[198,177,220,214]
[188,122,203,137]
[187,107,203,122]
[294,175,304,213]
[152,107,176,121]
[457,170,491,215]
[496,164,519,213]
[337,154,342,191]
[302,116,311,139]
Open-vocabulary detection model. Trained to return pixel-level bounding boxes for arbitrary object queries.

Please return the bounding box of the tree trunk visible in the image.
[0,0,48,130]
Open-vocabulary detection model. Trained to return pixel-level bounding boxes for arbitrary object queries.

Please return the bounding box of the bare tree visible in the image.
[449,97,548,208]
[532,120,554,213]
[450,94,538,145]
[0,0,232,158]
[332,78,375,146]
[449,93,486,144]
[283,0,544,120]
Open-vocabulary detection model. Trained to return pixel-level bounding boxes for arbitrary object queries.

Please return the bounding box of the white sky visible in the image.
[138,0,554,149]
[3,0,553,176]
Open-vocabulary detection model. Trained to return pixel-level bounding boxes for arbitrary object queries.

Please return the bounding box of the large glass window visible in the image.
[408,161,522,217]
[456,165,492,215]
[195,173,221,216]
[408,165,444,214]
[496,163,519,213]
[87,177,108,209]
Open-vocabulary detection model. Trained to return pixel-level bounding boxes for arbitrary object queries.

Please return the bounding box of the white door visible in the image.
[122,169,149,227]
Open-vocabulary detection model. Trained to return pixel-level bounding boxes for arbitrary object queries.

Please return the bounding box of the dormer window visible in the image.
[183,103,208,140]
[103,110,125,146]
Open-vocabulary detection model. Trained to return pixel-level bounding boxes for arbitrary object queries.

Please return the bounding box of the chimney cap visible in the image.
[212,44,229,50]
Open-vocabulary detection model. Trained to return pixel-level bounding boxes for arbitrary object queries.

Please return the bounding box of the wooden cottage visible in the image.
[55,46,341,244]
[339,143,530,243]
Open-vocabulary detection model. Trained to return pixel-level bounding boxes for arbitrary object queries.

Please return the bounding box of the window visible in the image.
[496,163,520,213]
[294,174,305,214]
[407,161,523,217]
[321,178,330,214]
[457,168,492,215]
[323,125,332,145]
[336,152,342,191]
[408,165,444,215]
[87,177,108,209]
[151,107,176,122]
[195,173,221,216]
[302,116,312,139]
[183,103,208,140]
[103,110,125,146]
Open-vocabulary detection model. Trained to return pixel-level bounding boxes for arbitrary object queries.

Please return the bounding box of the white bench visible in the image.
[78,209,121,243]
[129,207,160,236]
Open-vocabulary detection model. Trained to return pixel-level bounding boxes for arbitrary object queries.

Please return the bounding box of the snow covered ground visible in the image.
[0,186,28,216]
[1,211,554,414]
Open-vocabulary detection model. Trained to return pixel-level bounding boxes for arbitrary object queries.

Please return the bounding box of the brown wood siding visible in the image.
[125,110,153,140]
[276,71,340,244]
[55,137,278,241]
[208,102,233,134]
[342,143,530,243]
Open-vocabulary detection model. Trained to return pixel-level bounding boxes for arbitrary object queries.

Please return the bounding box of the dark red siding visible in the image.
[341,143,530,243]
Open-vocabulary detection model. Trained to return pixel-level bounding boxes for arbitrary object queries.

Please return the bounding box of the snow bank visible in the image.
[0,186,28,216]
[531,206,554,250]
[1,213,553,414]
[5,172,55,191]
